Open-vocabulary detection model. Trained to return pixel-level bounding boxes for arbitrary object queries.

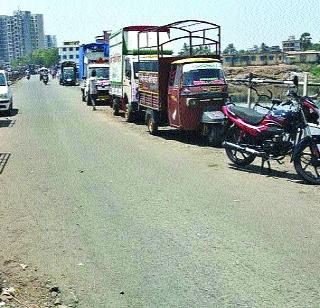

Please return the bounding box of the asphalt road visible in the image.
[0,76,319,307]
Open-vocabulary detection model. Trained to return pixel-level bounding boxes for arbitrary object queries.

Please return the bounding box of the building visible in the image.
[223,51,283,67]
[0,10,46,67]
[30,14,45,50]
[284,50,320,65]
[44,35,57,49]
[58,41,80,65]
[0,15,11,67]
[282,36,301,52]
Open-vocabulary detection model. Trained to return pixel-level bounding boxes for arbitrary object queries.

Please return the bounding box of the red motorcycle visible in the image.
[222,76,320,184]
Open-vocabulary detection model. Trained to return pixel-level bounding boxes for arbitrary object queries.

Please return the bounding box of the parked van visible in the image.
[0,70,13,116]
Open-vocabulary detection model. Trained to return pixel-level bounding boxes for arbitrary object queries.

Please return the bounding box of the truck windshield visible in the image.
[90,67,109,80]
[0,74,6,86]
[183,62,225,86]
[63,68,75,79]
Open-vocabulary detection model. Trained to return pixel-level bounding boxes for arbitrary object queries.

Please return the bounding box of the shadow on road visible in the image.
[0,153,10,174]
[0,119,15,128]
[0,108,19,118]
[229,163,303,183]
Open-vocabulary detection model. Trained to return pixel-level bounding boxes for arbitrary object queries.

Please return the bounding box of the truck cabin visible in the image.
[87,66,109,80]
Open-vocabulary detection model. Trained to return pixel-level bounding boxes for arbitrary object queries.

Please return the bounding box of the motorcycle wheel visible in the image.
[225,126,256,166]
[294,141,320,185]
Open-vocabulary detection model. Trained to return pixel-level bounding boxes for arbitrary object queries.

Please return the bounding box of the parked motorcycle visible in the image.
[222,76,320,184]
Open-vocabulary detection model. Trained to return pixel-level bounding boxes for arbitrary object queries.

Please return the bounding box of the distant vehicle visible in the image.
[43,73,49,85]
[0,70,13,116]
[39,67,48,81]
[60,61,77,86]
[79,43,110,103]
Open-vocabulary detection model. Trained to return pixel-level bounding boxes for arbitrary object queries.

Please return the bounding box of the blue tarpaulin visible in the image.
[78,43,109,80]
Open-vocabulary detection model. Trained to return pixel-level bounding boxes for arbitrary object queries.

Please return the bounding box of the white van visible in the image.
[0,70,13,116]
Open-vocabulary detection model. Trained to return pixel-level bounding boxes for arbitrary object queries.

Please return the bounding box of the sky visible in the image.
[2,0,320,50]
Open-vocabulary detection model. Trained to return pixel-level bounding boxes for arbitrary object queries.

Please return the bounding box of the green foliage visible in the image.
[179,43,213,56]
[223,43,237,55]
[311,43,320,51]
[179,43,190,55]
[300,32,312,51]
[310,65,320,79]
[10,48,59,68]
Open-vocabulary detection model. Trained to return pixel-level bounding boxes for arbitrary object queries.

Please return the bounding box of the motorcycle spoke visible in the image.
[302,161,311,171]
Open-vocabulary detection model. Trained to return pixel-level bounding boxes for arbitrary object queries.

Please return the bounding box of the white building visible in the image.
[58,41,80,65]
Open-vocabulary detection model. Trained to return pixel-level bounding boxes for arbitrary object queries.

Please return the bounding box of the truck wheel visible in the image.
[81,90,85,102]
[112,98,120,116]
[124,104,134,122]
[207,125,225,147]
[147,115,158,135]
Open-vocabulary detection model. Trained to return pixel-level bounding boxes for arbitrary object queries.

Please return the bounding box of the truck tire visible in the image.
[112,98,120,116]
[124,104,134,122]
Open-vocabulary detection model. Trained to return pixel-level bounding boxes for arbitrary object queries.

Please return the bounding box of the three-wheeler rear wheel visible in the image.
[207,124,225,147]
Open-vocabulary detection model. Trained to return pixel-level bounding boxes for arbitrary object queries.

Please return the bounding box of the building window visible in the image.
[69,55,74,59]
[69,47,73,51]
[260,56,266,61]
[76,47,79,51]
[251,56,256,61]
[76,55,79,58]
[63,55,67,59]
[62,47,66,51]
[269,55,274,60]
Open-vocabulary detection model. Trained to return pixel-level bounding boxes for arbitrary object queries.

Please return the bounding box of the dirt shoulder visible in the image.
[0,259,78,308]
[225,64,303,80]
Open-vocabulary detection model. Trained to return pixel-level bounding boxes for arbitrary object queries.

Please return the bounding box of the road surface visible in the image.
[0,76,319,307]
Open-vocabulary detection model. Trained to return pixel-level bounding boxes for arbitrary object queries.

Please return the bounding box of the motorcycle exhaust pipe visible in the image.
[223,141,266,157]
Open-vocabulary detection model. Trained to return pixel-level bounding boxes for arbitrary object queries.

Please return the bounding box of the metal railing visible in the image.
[226,73,320,108]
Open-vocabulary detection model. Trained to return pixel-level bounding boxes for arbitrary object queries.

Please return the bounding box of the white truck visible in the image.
[81,62,110,104]
[79,44,110,104]
[109,26,170,120]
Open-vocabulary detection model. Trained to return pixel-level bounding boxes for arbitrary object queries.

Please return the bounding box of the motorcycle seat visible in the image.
[228,105,265,125]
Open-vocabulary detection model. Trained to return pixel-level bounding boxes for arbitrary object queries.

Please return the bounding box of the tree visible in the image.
[312,42,320,51]
[10,48,60,69]
[179,43,190,55]
[194,45,213,55]
[300,32,312,51]
[223,43,237,55]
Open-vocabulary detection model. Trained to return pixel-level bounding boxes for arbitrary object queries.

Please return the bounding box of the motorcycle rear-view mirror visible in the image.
[293,75,299,87]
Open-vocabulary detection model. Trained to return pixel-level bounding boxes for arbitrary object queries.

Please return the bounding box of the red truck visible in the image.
[135,20,228,146]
